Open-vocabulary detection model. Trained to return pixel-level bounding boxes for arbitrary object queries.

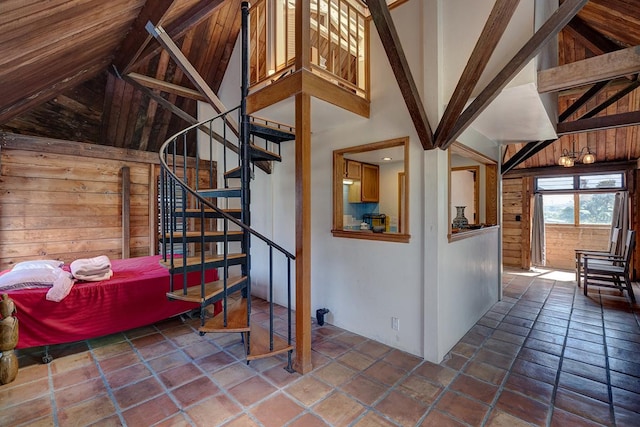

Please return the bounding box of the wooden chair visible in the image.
[583,230,636,303]
[575,227,621,287]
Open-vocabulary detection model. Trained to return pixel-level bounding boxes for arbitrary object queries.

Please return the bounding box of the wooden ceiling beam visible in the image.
[435,0,521,148]
[538,45,640,93]
[112,0,175,75]
[366,0,435,150]
[127,0,226,73]
[557,111,640,135]
[127,72,206,101]
[441,0,588,150]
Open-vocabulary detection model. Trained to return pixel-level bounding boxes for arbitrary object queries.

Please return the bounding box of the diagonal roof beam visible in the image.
[146,22,239,137]
[440,0,588,150]
[435,0,522,148]
[129,1,226,74]
[112,0,175,75]
[366,0,434,150]
[538,45,640,93]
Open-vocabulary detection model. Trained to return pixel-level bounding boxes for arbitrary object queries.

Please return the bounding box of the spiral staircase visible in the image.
[158,3,295,370]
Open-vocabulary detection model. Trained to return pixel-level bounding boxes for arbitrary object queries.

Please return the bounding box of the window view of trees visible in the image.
[539,175,620,225]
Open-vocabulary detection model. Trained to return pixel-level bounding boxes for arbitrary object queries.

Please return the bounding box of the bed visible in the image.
[1,255,220,352]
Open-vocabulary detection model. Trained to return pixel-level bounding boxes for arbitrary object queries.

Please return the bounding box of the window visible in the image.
[332,137,409,242]
[537,172,624,226]
[448,142,499,240]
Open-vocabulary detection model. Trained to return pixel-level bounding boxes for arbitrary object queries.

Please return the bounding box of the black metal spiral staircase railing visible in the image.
[158,2,296,369]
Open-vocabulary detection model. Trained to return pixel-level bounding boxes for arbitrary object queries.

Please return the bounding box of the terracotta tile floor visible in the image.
[2,268,640,426]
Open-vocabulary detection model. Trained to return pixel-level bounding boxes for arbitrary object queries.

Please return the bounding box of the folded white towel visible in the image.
[70,256,112,281]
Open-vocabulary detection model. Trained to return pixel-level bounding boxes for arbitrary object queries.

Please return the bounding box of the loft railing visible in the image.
[249,0,367,98]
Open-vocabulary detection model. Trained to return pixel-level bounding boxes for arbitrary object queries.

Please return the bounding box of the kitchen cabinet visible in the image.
[348,162,379,203]
[361,163,379,202]
[344,160,361,179]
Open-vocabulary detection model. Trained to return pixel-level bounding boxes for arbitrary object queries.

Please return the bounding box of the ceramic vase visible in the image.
[452,206,469,229]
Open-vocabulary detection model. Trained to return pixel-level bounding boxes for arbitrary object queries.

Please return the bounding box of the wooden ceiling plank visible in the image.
[434,0,522,148]
[0,59,109,124]
[146,22,239,136]
[0,0,137,39]
[113,0,176,75]
[538,45,640,93]
[556,110,640,135]
[127,0,226,72]
[194,10,225,76]
[565,15,622,55]
[0,0,141,66]
[127,72,206,101]
[442,0,588,150]
[211,6,243,91]
[205,1,241,88]
[1,29,126,110]
[366,0,435,150]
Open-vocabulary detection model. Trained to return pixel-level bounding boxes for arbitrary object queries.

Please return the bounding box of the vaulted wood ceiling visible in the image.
[0,0,241,155]
[0,0,639,170]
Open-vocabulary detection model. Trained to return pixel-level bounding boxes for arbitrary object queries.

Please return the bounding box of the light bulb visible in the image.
[583,152,595,164]
[563,157,575,167]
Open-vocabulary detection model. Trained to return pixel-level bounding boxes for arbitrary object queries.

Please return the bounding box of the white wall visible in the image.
[208,0,505,361]
[379,161,403,220]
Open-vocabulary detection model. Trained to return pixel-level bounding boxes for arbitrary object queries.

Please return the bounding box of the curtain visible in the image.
[531,193,546,266]
[611,191,630,254]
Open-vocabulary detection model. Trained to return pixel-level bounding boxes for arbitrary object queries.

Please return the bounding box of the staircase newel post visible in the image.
[240,1,252,335]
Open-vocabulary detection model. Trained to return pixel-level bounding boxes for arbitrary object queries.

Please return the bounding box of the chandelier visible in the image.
[558,141,596,167]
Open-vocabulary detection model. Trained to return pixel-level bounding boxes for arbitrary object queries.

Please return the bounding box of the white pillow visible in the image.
[0,268,59,290]
[12,260,64,271]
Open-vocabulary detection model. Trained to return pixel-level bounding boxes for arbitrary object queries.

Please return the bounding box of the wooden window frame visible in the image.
[332,137,410,243]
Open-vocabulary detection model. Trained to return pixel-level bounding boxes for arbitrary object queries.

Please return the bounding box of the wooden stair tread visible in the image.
[159,253,246,268]
[246,323,293,360]
[249,144,281,161]
[166,275,246,303]
[199,298,249,333]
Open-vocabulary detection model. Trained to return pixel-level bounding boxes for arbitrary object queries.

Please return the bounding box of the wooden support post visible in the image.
[121,166,131,259]
[294,92,312,374]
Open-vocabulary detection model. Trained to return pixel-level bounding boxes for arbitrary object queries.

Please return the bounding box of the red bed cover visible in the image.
[4,256,218,348]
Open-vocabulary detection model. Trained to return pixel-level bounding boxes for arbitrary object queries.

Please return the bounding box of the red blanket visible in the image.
[3,256,220,348]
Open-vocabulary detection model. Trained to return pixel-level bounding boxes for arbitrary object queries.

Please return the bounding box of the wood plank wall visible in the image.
[502,177,531,269]
[0,133,212,271]
[545,225,610,270]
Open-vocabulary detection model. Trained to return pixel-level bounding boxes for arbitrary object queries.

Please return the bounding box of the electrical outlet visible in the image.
[391,317,399,331]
